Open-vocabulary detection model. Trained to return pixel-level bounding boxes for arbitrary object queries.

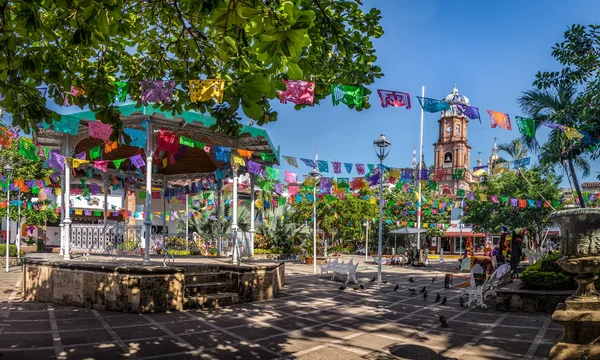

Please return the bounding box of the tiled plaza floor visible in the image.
[0,257,558,359]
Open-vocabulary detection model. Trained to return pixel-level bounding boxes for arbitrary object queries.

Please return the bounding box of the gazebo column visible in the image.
[63,136,72,260]
[231,166,239,263]
[216,183,222,256]
[143,121,153,265]
[249,173,256,259]
[59,145,66,255]
[162,175,167,250]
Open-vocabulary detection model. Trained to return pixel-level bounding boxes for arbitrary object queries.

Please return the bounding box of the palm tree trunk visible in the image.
[567,158,586,208]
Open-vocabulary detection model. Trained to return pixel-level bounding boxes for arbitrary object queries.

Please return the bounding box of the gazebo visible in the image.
[33,103,279,264]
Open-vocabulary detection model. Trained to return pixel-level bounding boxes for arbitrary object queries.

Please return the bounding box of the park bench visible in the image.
[320,258,359,284]
[464,263,511,309]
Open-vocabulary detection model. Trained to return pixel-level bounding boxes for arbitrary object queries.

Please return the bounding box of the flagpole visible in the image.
[417,86,424,260]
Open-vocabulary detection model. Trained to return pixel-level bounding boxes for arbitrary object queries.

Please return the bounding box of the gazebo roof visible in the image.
[33,104,279,179]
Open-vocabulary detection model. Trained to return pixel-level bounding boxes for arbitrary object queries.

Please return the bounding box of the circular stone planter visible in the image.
[548,208,600,360]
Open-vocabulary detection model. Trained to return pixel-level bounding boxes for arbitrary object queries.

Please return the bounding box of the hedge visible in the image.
[0,244,25,257]
[521,252,575,290]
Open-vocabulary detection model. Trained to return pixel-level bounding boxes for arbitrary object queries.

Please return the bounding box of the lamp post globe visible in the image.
[373,134,391,290]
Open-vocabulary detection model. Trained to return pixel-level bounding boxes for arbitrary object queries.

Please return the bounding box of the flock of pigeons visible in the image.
[338,274,465,328]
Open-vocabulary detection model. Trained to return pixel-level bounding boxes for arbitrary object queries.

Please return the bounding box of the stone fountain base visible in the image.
[550,301,600,360]
[548,209,600,360]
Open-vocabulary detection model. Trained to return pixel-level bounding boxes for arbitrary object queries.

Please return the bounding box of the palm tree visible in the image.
[518,83,590,207]
[498,139,528,161]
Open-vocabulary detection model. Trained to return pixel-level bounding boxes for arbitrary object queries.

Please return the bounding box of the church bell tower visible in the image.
[432,85,473,196]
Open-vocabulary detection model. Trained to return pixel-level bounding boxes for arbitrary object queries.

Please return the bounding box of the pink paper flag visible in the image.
[279,80,315,105]
[284,171,297,184]
[332,162,342,174]
[94,160,109,172]
[204,146,211,153]
[88,121,113,141]
[288,186,298,196]
[355,164,365,175]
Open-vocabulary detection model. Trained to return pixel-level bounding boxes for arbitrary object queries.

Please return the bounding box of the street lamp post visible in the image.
[4,164,13,273]
[309,168,321,274]
[459,195,465,254]
[364,220,369,263]
[373,134,391,291]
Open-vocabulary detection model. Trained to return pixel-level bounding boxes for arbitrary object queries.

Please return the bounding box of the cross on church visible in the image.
[493,137,498,142]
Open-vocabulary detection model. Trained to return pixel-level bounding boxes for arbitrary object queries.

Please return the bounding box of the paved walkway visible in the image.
[0,257,558,359]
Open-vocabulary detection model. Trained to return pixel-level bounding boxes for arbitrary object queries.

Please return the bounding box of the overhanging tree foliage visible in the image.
[462,168,562,248]
[0,0,383,136]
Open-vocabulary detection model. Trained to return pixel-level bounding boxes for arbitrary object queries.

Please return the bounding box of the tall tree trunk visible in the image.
[567,158,586,208]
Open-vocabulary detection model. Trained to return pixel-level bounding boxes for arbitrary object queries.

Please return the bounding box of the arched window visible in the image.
[444,152,453,163]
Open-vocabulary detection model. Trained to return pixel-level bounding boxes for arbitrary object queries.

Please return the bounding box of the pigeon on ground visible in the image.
[393,284,400,292]
[382,280,388,284]
[409,277,414,283]
[459,297,465,307]
[339,286,346,291]
[432,276,437,283]
[441,296,447,305]
[353,287,359,291]
[439,316,448,327]
[435,293,441,302]
[420,287,426,293]
[408,288,416,293]
[369,277,376,283]
[423,291,427,300]
[360,284,365,290]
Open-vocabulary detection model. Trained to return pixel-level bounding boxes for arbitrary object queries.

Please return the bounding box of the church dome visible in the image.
[444,84,469,105]
[442,85,470,117]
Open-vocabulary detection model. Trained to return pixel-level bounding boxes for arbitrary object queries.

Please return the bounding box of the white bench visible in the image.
[465,263,511,309]
[320,258,358,284]
[320,258,340,277]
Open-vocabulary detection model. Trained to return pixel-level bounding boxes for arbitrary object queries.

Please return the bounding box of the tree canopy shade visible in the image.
[0,0,383,136]
[462,168,562,248]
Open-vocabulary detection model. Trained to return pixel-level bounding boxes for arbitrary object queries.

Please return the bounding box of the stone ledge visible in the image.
[496,280,572,313]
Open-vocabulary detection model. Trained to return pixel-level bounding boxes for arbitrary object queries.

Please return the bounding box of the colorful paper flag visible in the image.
[416,96,451,113]
[280,80,315,105]
[330,84,364,107]
[487,110,512,130]
[140,80,175,105]
[377,89,411,109]
[189,79,225,103]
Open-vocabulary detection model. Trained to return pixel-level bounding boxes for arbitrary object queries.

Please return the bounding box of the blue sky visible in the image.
[262,0,600,186]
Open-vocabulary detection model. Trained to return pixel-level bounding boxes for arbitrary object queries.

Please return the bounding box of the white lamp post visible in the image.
[373,134,391,290]
[4,163,13,273]
[309,168,321,274]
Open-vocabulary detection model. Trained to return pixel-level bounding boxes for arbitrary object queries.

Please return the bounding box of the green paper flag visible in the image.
[452,168,466,180]
[515,116,537,138]
[193,140,205,149]
[330,84,365,107]
[260,181,272,191]
[179,136,195,147]
[19,138,39,161]
[367,164,375,172]
[113,158,125,169]
[93,210,101,216]
[261,153,275,162]
[265,166,279,181]
[89,146,101,160]
[456,189,465,197]
[139,191,146,199]
[427,181,438,191]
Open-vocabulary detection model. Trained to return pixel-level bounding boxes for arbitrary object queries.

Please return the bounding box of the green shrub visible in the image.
[254,248,282,255]
[521,252,576,290]
[168,249,191,256]
[0,244,24,257]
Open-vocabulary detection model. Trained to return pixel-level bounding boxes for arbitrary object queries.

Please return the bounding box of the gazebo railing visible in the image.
[70,223,147,255]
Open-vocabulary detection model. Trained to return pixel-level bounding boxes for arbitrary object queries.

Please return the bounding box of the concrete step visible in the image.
[184,292,241,309]
[185,272,231,285]
[185,281,237,296]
